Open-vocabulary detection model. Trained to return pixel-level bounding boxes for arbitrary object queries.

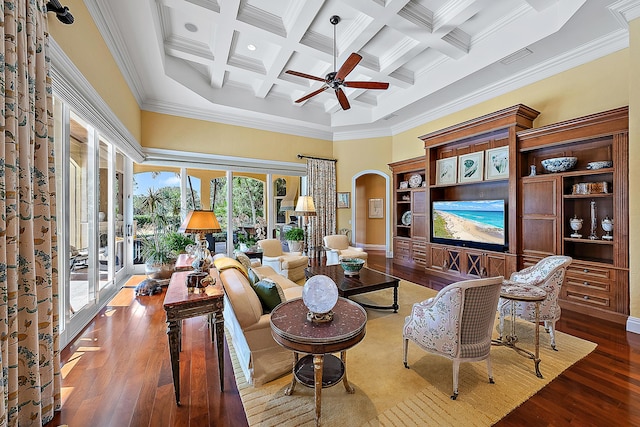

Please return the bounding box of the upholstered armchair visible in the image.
[403,276,503,400]
[498,255,572,350]
[323,234,368,266]
[257,238,308,282]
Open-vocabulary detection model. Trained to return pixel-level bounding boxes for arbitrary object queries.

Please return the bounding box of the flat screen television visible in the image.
[431,199,507,252]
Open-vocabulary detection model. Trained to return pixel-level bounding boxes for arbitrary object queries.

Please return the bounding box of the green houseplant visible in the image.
[284,227,305,252]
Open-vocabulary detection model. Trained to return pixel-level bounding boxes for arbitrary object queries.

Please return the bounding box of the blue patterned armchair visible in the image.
[403,276,503,400]
[498,255,572,350]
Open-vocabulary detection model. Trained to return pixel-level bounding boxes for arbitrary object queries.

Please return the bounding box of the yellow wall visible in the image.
[333,136,393,231]
[390,49,630,163]
[48,0,141,142]
[141,111,331,163]
[356,174,386,246]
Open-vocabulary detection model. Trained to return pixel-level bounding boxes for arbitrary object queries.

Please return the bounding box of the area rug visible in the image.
[227,280,597,426]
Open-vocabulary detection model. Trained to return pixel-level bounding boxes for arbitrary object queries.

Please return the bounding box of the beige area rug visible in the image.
[228,280,597,426]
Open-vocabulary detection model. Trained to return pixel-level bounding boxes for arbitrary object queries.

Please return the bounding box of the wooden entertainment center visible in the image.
[389,105,629,323]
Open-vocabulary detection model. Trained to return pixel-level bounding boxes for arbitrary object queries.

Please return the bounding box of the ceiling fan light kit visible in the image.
[285,15,389,111]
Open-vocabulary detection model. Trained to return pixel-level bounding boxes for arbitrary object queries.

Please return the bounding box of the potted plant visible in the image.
[237,232,257,252]
[138,189,177,284]
[285,227,305,252]
[163,231,195,254]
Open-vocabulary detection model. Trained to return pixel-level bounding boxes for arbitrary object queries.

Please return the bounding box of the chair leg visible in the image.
[546,320,558,351]
[403,338,409,368]
[486,356,495,384]
[451,360,460,400]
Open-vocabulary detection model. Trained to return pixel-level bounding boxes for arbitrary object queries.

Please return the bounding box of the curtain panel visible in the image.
[0,1,60,425]
[306,159,336,250]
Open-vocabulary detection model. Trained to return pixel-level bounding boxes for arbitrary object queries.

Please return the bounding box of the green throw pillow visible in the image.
[252,278,285,312]
[248,267,261,286]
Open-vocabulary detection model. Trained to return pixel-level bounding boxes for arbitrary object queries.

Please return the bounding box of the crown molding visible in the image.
[49,38,145,163]
[391,28,629,136]
[142,99,334,141]
[143,148,307,175]
[84,0,146,106]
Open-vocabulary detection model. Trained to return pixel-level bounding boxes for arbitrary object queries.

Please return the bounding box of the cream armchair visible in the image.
[257,238,308,282]
[323,234,368,266]
[498,255,572,350]
[403,276,503,400]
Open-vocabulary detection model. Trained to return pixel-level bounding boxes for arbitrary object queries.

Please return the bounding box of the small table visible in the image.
[270,298,367,426]
[305,264,399,312]
[163,270,224,405]
[242,249,263,263]
[493,281,547,378]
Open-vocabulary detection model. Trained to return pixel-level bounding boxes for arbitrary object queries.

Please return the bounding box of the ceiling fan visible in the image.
[285,15,389,111]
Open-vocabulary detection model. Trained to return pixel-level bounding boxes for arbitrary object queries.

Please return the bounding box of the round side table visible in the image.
[495,281,547,378]
[270,297,367,426]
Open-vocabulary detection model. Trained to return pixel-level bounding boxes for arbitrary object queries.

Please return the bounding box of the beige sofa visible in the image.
[215,256,303,386]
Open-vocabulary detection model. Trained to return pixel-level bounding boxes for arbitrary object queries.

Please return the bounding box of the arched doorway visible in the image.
[352,170,392,257]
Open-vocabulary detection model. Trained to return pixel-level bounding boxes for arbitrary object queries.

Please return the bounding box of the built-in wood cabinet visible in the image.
[417,104,539,281]
[389,157,427,267]
[517,107,629,323]
[389,105,629,324]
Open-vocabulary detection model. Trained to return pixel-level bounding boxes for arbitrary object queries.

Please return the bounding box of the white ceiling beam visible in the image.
[209,0,241,88]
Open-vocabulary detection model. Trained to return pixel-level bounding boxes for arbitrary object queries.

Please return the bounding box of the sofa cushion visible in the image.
[219,268,263,328]
[214,257,249,279]
[234,251,253,273]
[253,278,285,312]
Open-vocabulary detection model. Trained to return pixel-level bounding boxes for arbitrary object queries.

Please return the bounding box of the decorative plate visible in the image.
[401,211,412,226]
[408,173,423,188]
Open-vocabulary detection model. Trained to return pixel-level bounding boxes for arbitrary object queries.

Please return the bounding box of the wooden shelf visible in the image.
[564,237,614,245]
[564,193,613,199]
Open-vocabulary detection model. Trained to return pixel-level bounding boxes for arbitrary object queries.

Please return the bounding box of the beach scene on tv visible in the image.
[432,200,505,245]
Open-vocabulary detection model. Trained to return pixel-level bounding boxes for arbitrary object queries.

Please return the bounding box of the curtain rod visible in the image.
[297,154,337,162]
[47,1,74,24]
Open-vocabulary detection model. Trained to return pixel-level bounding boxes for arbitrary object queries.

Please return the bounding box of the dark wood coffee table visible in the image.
[305,264,399,312]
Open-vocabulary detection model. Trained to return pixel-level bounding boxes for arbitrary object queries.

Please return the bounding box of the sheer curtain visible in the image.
[0,1,60,424]
[306,159,337,250]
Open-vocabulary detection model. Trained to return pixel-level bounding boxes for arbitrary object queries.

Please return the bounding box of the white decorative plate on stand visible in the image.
[401,211,412,226]
[408,174,423,188]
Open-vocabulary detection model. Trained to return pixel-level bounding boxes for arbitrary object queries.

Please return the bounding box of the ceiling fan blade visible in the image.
[335,88,351,110]
[295,86,328,103]
[285,70,326,82]
[335,53,362,81]
[343,81,389,90]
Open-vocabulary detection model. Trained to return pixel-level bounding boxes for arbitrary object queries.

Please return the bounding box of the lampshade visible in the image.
[293,195,317,216]
[179,210,222,234]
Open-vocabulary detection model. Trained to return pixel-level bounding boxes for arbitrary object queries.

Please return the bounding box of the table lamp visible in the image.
[179,210,221,284]
[293,195,316,256]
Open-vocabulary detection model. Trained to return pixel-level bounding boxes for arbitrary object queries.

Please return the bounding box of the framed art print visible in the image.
[458,152,484,183]
[485,146,509,180]
[337,192,350,209]
[368,198,384,218]
[436,157,457,185]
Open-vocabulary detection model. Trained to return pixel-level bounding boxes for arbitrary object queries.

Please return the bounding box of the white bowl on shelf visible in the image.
[541,156,577,173]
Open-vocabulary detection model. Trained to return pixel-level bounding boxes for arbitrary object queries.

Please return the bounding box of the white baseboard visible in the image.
[360,244,386,251]
[627,316,640,334]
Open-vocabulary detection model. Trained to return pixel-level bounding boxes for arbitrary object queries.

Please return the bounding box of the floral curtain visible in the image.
[0,1,60,425]
[306,159,336,250]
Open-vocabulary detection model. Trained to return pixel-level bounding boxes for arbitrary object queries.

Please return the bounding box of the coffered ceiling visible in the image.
[83,0,638,140]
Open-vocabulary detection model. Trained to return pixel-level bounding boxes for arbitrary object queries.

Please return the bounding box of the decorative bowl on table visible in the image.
[587,160,613,170]
[340,258,365,276]
[541,156,578,173]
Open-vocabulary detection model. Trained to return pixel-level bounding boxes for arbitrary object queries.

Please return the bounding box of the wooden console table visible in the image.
[163,269,224,405]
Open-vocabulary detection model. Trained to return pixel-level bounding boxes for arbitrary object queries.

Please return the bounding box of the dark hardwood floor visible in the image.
[46,252,640,426]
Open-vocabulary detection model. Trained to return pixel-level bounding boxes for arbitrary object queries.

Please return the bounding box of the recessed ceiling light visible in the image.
[247,44,256,51]
[185,23,198,33]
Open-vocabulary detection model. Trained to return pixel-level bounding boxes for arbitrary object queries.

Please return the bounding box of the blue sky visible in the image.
[134,172,186,195]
